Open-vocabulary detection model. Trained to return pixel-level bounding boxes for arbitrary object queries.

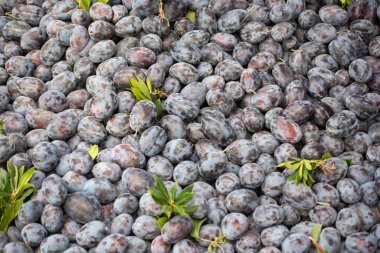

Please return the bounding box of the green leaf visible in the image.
[156,216,168,230]
[340,0,350,8]
[0,121,4,134]
[302,169,309,186]
[321,153,332,160]
[286,172,297,183]
[173,204,188,216]
[151,175,171,203]
[146,77,153,93]
[17,167,34,192]
[148,189,168,206]
[311,223,323,242]
[190,218,207,238]
[171,182,178,200]
[175,192,194,206]
[87,145,99,160]
[343,158,352,167]
[130,87,146,101]
[304,162,313,171]
[162,205,172,219]
[0,199,23,232]
[276,160,301,170]
[136,77,152,100]
[307,173,316,187]
[94,0,109,2]
[154,99,162,118]
[129,78,140,89]
[186,10,196,22]
[75,0,91,12]
[18,188,35,202]
[185,205,198,216]
[177,183,194,199]
[298,164,304,178]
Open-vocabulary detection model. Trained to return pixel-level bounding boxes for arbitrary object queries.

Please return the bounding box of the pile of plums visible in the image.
[0,0,380,252]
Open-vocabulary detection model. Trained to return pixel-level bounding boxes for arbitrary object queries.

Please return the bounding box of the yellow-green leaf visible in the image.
[87,145,99,160]
[154,99,162,118]
[173,204,188,216]
[75,0,91,12]
[311,223,323,242]
[171,181,178,199]
[186,10,196,22]
[321,153,332,160]
[151,175,171,203]
[304,162,313,171]
[340,0,350,8]
[0,199,24,232]
[129,78,140,89]
[146,77,153,93]
[157,216,168,230]
[149,188,168,206]
[136,77,152,100]
[130,87,145,101]
[185,205,198,216]
[190,218,207,239]
[0,121,4,134]
[94,0,109,3]
[175,192,194,206]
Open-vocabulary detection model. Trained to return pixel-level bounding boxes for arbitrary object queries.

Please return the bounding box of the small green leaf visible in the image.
[185,205,198,216]
[286,172,297,183]
[340,0,350,8]
[343,158,352,167]
[87,145,99,160]
[299,164,304,178]
[171,182,178,199]
[17,167,35,191]
[311,223,323,242]
[0,199,24,231]
[94,0,109,2]
[175,192,194,206]
[151,175,171,203]
[307,173,316,187]
[75,0,91,12]
[129,78,140,89]
[162,205,172,219]
[154,99,162,118]
[148,188,168,206]
[177,183,194,198]
[276,160,301,170]
[0,121,4,134]
[173,204,188,216]
[190,218,207,239]
[146,77,153,93]
[186,10,196,22]
[136,77,152,100]
[130,87,146,101]
[156,216,168,230]
[304,162,313,171]
[321,153,332,160]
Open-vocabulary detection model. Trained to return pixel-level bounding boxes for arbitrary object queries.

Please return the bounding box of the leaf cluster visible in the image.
[75,0,109,12]
[87,144,99,160]
[0,163,35,231]
[129,76,162,118]
[340,0,350,8]
[276,153,352,187]
[148,175,197,229]
[309,223,329,253]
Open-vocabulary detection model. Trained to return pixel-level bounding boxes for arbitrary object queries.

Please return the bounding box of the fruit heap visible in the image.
[0,0,380,252]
